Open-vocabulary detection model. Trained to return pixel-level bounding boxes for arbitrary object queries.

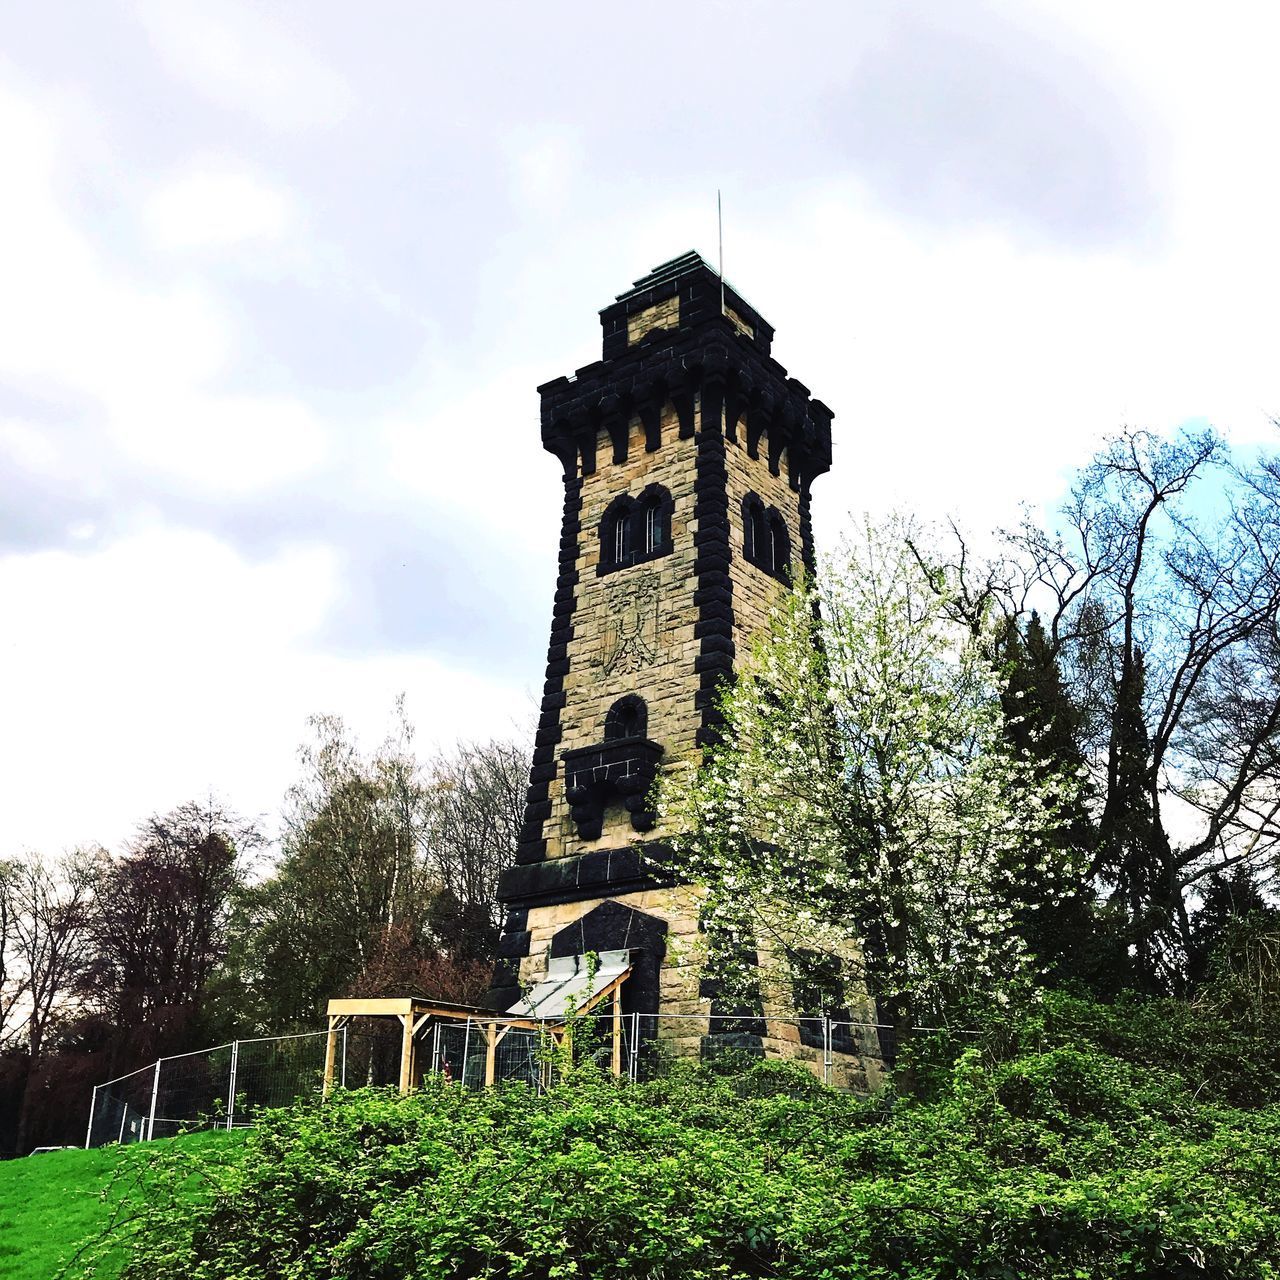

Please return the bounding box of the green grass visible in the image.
[0,1131,245,1280]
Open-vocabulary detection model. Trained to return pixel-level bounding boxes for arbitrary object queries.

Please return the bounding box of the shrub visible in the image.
[100,1050,1280,1280]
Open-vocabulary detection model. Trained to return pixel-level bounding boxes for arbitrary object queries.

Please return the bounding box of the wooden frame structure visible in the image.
[323,970,630,1096]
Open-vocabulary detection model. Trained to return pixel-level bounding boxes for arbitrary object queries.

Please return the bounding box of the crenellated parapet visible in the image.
[537,252,833,489]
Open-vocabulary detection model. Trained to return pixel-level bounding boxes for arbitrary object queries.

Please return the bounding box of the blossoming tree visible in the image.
[661,517,1084,1087]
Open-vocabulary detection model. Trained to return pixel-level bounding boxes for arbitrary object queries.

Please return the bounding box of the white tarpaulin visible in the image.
[505,948,632,1020]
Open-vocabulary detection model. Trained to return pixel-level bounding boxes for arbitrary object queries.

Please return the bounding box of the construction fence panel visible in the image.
[148,1044,235,1140]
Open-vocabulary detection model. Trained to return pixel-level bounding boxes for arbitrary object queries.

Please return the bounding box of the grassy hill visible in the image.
[0,1131,245,1280]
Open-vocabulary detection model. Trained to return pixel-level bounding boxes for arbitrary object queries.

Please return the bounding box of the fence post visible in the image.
[630,1010,640,1083]
[226,1041,240,1130]
[431,1022,441,1075]
[146,1059,162,1141]
[341,1025,348,1089]
[461,1017,472,1088]
[823,1016,833,1087]
[84,1084,99,1149]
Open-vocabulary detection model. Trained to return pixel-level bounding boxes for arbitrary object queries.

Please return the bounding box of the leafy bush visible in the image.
[97,1046,1280,1280]
[995,989,1280,1108]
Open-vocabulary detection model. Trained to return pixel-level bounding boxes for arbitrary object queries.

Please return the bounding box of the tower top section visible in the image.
[538,251,833,485]
[601,251,775,360]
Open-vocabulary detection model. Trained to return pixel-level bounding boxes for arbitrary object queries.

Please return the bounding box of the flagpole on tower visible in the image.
[717,188,725,315]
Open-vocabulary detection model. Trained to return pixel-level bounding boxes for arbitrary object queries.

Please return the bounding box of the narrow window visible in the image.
[644,501,665,553]
[769,513,791,579]
[614,511,630,566]
[751,505,767,568]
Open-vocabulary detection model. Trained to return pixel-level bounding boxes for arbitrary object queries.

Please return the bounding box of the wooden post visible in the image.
[323,1018,340,1099]
[398,1013,414,1094]
[611,985,622,1077]
[484,1021,497,1087]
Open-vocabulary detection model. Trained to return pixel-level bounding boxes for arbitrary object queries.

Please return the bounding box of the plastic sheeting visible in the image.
[504,948,631,1019]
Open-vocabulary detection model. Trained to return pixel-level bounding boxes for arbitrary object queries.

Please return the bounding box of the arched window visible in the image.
[643,500,665,554]
[604,694,648,741]
[742,492,792,583]
[599,485,673,576]
[742,493,766,565]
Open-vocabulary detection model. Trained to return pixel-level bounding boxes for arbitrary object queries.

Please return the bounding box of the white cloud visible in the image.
[0,80,330,497]
[146,164,295,250]
[0,530,526,853]
[128,0,353,130]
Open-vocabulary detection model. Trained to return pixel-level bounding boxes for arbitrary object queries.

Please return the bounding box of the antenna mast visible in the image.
[717,189,725,315]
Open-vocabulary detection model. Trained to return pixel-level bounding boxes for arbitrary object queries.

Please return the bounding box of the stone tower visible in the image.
[490,252,854,1074]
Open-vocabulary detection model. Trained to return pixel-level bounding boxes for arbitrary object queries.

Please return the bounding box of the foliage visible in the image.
[979,988,1280,1110]
[989,613,1114,987]
[93,1042,1280,1280]
[83,801,257,1063]
[241,708,527,1034]
[946,428,1280,988]
[661,516,1084,1057]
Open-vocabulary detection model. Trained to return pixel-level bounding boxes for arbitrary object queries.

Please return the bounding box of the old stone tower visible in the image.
[490,253,865,1079]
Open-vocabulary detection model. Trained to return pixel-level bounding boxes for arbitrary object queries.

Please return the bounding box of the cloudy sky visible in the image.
[3,1,1278,856]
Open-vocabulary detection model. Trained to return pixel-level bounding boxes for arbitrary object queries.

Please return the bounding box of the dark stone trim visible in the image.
[542,285,832,487]
[799,476,817,578]
[693,382,735,750]
[550,901,669,1020]
[497,843,679,910]
[562,736,664,839]
[513,472,582,867]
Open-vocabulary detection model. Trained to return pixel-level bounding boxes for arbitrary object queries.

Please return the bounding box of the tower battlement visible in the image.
[537,252,832,485]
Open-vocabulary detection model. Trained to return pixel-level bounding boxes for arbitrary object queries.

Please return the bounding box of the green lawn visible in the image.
[0,1131,245,1280]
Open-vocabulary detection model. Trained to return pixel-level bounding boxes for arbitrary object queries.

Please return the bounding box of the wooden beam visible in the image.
[398,1013,414,1094]
[484,1021,497,1087]
[328,997,414,1019]
[323,1016,340,1099]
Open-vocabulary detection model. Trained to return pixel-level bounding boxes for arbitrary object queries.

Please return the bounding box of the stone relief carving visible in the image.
[599,570,661,675]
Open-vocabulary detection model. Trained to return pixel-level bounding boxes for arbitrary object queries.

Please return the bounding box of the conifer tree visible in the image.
[992,613,1109,985]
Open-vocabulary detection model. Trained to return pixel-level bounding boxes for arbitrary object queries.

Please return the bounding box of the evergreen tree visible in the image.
[992,614,1113,988]
[1094,646,1182,990]
[1187,867,1275,988]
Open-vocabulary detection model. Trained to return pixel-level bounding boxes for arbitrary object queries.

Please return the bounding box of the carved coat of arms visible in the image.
[600,571,661,675]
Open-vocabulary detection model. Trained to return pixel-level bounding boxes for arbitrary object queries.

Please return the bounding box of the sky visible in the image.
[2,0,1279,857]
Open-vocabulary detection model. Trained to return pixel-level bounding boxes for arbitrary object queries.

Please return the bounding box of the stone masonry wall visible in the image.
[539,400,701,858]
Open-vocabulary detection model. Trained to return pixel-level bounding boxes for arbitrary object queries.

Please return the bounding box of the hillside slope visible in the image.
[0,1131,244,1280]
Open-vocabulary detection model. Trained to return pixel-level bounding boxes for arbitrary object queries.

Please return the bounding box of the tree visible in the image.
[1,850,99,1150]
[422,738,528,961]
[244,705,526,1030]
[991,614,1112,986]
[661,517,1081,1089]
[244,710,434,1030]
[1187,866,1277,989]
[84,802,256,1068]
[941,428,1280,989]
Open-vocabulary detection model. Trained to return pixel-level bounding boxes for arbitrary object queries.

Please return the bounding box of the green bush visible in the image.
[997,990,1280,1108]
[100,1046,1280,1280]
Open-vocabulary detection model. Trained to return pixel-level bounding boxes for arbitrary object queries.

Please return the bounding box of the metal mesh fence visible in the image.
[86,1031,330,1147]
[86,1011,972,1147]
[85,1061,158,1148]
[229,1032,329,1127]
